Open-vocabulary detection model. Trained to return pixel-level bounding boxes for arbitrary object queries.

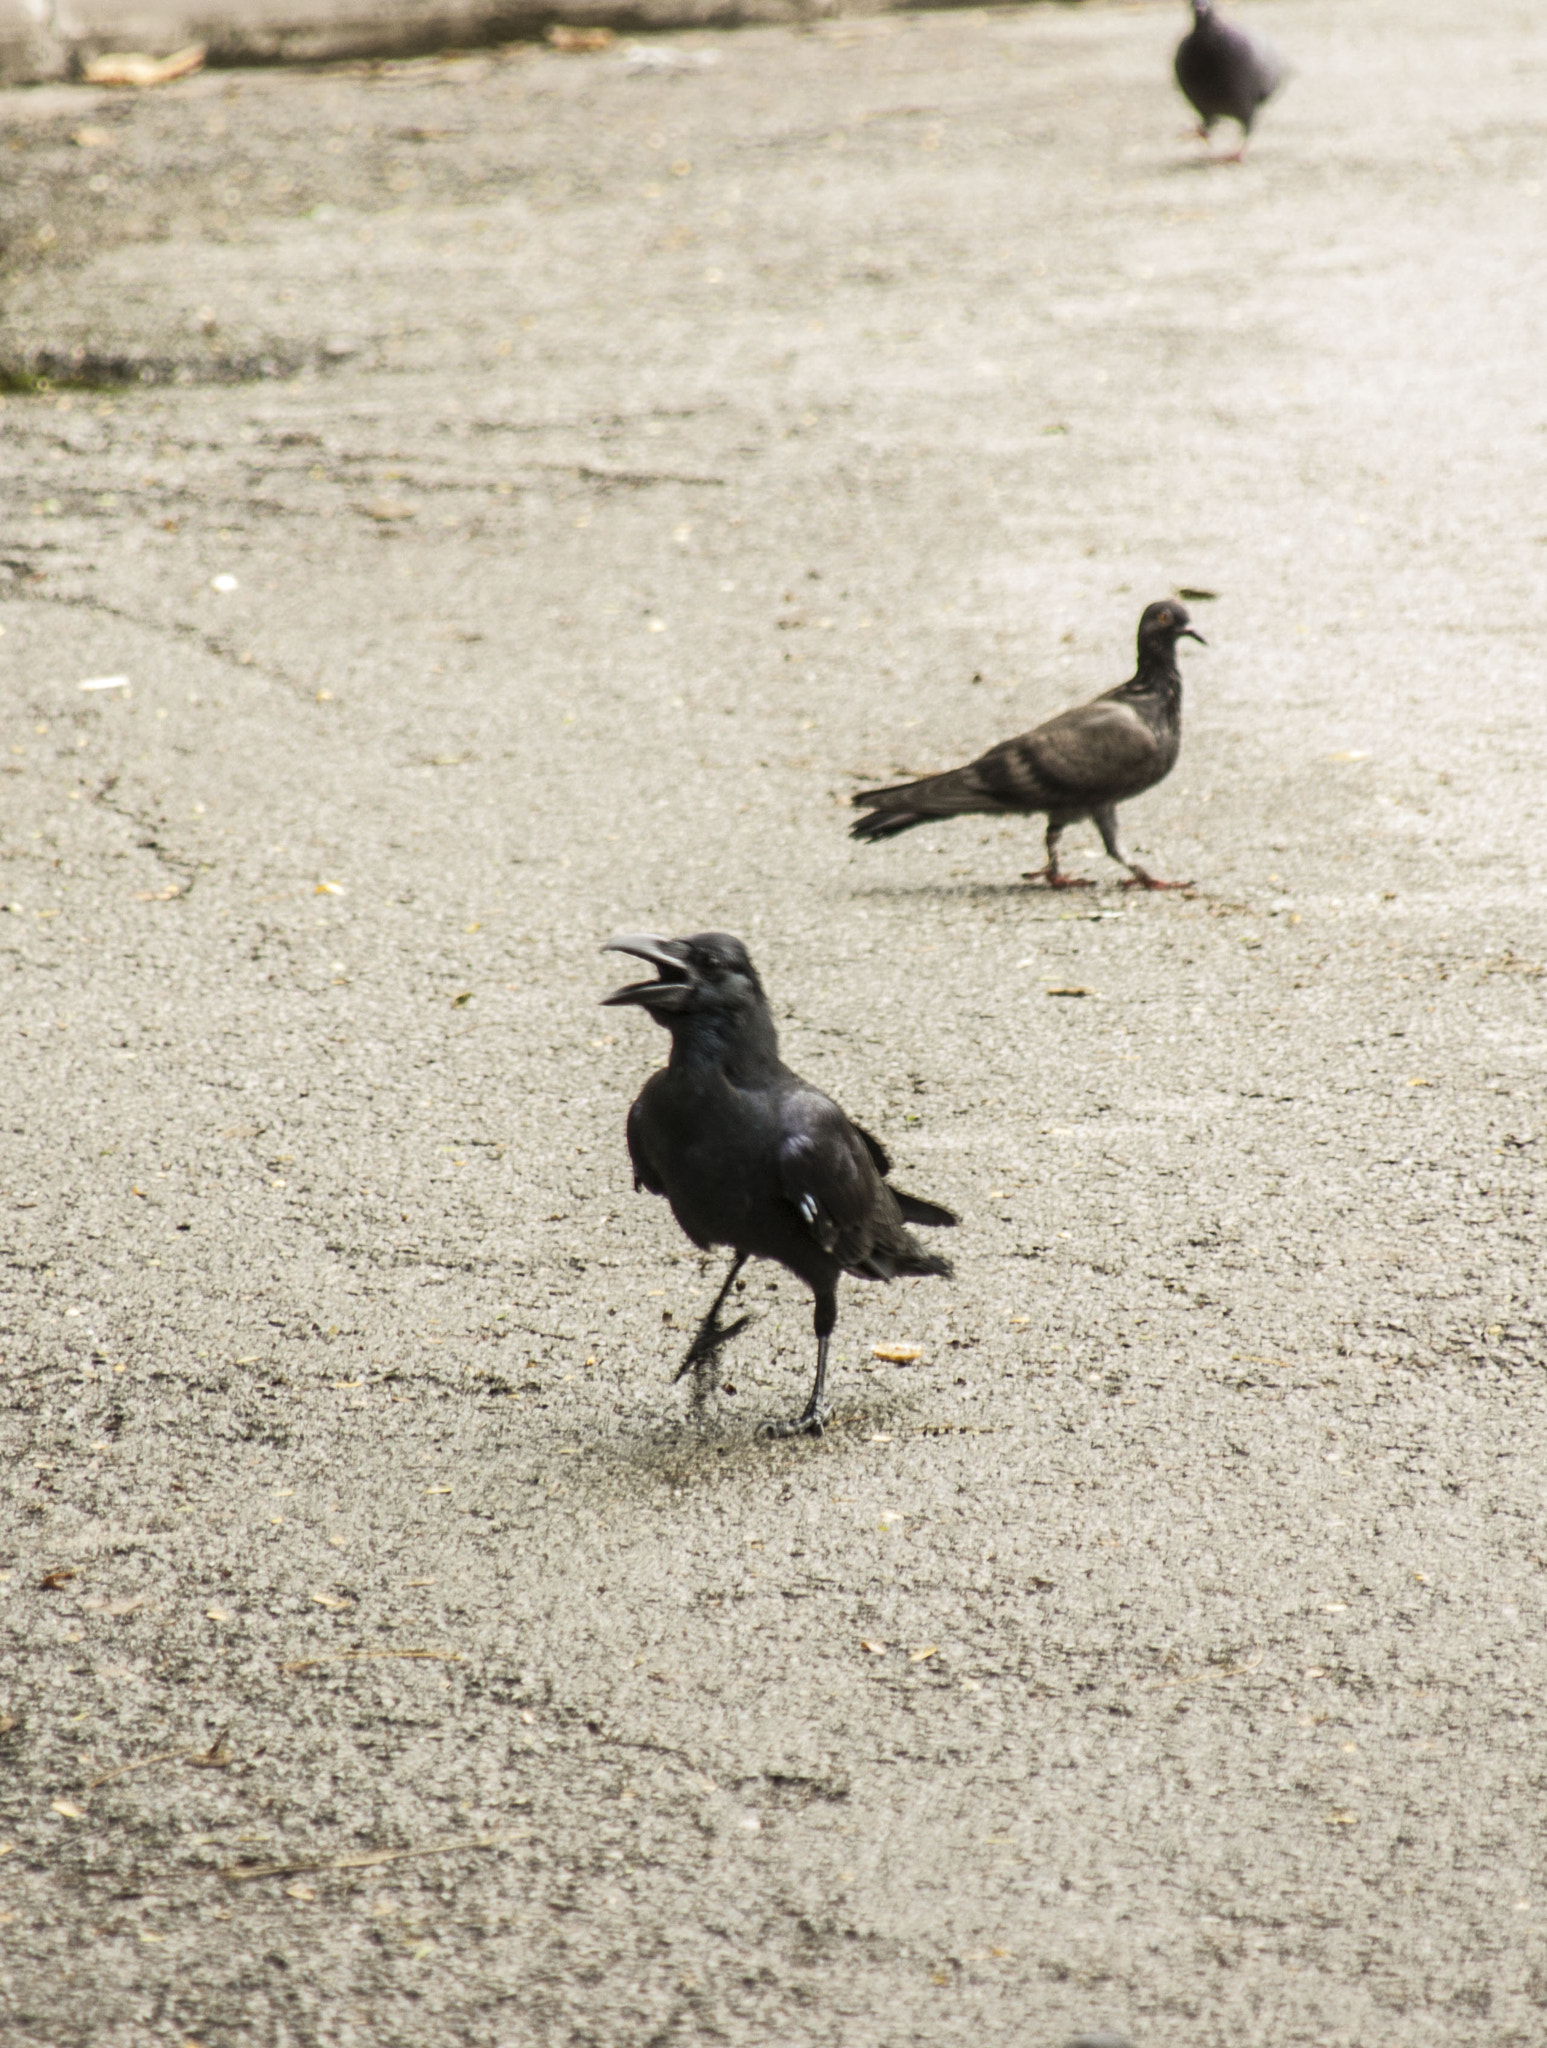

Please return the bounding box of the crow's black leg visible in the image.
[762,1288,836,1441]
[672,1252,751,1383]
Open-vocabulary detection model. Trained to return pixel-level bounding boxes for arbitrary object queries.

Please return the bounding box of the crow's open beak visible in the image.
[1180,626,1207,646]
[600,934,694,1009]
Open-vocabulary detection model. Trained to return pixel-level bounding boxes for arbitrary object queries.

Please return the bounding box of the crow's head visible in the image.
[1137,598,1206,655]
[601,931,766,1023]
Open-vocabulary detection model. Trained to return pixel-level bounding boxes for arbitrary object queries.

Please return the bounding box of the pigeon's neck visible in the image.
[666,1002,783,1082]
[1118,650,1183,715]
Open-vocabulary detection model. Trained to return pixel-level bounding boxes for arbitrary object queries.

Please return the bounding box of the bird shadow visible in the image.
[848,877,1079,906]
[1161,153,1246,176]
[527,1390,923,1499]
[847,878,1201,907]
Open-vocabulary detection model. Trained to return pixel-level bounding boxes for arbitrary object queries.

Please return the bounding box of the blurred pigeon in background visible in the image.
[1175,0,1285,161]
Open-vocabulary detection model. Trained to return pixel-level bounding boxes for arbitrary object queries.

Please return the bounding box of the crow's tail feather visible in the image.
[897,1246,954,1280]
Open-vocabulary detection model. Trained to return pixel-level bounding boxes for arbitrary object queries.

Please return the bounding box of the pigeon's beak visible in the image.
[600,934,695,1010]
[1180,626,1207,646]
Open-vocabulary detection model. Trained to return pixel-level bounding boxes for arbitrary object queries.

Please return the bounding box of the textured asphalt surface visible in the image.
[2,3,1545,2043]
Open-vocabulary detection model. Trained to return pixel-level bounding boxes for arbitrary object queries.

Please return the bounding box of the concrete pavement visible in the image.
[1,4,1545,2043]
[0,0,842,89]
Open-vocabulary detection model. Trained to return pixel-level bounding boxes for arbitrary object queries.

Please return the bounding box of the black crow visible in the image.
[850,598,1203,889]
[602,932,955,1439]
[1175,0,1285,162]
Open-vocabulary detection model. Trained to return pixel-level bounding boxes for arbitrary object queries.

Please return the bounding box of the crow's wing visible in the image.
[891,1188,957,1229]
[625,1092,666,1197]
[853,1121,954,1228]
[852,1122,891,1178]
[777,1090,882,1265]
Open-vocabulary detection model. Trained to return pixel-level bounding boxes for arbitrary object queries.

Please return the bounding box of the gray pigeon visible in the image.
[1175,0,1285,161]
[850,599,1203,890]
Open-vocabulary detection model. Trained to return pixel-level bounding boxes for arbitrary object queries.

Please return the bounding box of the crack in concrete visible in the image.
[89,772,203,901]
[19,585,318,700]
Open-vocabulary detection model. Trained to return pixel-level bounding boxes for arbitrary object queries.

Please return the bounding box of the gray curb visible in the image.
[0,0,905,86]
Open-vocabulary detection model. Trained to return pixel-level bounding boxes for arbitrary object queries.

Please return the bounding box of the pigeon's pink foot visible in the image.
[1121,869,1193,892]
[1022,868,1097,890]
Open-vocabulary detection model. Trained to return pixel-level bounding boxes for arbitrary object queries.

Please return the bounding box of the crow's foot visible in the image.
[1021,868,1096,890]
[760,1406,831,1442]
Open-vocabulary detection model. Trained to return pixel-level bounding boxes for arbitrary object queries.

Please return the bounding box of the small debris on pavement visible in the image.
[548,25,614,51]
[623,44,719,73]
[82,45,205,87]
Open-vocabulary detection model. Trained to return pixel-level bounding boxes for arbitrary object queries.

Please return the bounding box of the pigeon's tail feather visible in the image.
[892,1189,957,1230]
[849,796,933,842]
[851,763,1004,841]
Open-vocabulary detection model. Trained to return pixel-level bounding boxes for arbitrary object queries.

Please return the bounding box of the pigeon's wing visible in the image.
[625,1091,667,1198]
[992,698,1165,806]
[1241,26,1285,102]
[777,1090,882,1264]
